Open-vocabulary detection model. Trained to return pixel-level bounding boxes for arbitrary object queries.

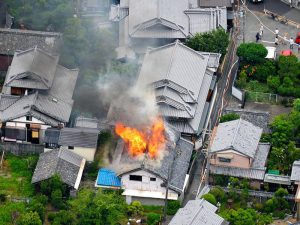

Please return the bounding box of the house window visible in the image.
[218,157,231,163]
[129,175,142,182]
[26,116,32,121]
[150,177,156,181]
[68,146,74,150]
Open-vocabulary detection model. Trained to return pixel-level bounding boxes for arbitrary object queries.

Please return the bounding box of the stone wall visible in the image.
[0,142,44,155]
[0,28,62,55]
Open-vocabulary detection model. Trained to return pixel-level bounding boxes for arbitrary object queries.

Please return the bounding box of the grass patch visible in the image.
[143,205,163,214]
[0,202,26,224]
[0,154,37,197]
[245,80,270,93]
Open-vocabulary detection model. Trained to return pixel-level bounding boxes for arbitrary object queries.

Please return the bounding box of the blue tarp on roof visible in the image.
[96,168,121,188]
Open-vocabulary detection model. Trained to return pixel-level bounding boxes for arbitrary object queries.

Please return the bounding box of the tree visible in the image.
[253,60,276,82]
[50,210,77,225]
[274,188,288,198]
[220,113,240,123]
[221,208,258,225]
[17,211,42,225]
[201,193,217,205]
[167,200,181,215]
[237,43,268,64]
[267,76,280,92]
[278,55,300,81]
[209,186,225,202]
[185,29,229,56]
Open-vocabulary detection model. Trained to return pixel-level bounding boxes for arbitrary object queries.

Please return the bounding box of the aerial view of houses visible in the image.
[0,0,300,225]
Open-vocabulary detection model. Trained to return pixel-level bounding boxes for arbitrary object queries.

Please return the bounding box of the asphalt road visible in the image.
[247,0,300,23]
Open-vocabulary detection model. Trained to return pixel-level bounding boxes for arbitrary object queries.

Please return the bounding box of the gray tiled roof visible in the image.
[0,28,62,55]
[211,119,263,158]
[169,199,226,225]
[31,149,86,189]
[199,0,233,7]
[0,47,79,126]
[114,0,227,40]
[137,41,217,135]
[252,143,270,168]
[113,129,193,193]
[223,108,270,133]
[210,165,266,180]
[291,161,300,182]
[58,127,99,149]
[5,47,59,89]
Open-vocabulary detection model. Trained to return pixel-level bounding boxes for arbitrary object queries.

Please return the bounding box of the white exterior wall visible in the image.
[121,169,178,204]
[62,146,96,162]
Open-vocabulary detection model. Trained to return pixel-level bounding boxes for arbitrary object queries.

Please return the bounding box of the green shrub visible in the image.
[253,60,276,82]
[267,76,280,92]
[254,203,263,211]
[236,70,248,89]
[167,200,181,215]
[201,193,217,205]
[128,201,143,217]
[213,174,229,186]
[237,43,268,64]
[147,213,161,225]
[210,186,225,202]
[51,189,64,209]
[220,113,240,123]
[0,192,6,202]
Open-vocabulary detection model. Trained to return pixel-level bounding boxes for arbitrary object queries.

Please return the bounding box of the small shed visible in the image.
[95,168,122,189]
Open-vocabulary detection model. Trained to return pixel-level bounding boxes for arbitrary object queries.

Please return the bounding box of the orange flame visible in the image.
[115,117,166,158]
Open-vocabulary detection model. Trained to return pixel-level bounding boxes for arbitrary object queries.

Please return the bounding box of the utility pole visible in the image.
[242,2,245,44]
[163,164,171,222]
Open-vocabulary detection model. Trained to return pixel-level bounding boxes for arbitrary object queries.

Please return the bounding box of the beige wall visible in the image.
[61,146,96,162]
[210,151,251,169]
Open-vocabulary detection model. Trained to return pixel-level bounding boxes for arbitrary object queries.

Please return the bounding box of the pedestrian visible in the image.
[259,24,264,37]
[275,28,279,38]
[282,32,288,45]
[275,36,279,46]
[256,32,260,42]
[290,37,294,49]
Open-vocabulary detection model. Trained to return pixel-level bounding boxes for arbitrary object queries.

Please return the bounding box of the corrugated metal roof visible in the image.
[210,165,266,180]
[210,119,263,158]
[291,161,300,182]
[95,168,121,187]
[169,199,226,225]
[199,0,232,7]
[264,174,291,185]
[58,127,99,149]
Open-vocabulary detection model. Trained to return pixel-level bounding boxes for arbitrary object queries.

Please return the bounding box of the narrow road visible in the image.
[247,0,300,23]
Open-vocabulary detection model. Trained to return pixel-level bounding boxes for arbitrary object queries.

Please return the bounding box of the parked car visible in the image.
[295,32,300,45]
[281,49,293,56]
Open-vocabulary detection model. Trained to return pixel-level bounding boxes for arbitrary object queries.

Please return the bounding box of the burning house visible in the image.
[109,0,227,59]
[110,123,194,205]
[0,46,78,143]
[136,40,220,138]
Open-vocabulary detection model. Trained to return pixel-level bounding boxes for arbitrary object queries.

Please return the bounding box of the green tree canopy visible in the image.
[185,29,229,56]
[237,43,268,64]
[18,211,42,225]
[201,193,217,205]
[220,113,240,123]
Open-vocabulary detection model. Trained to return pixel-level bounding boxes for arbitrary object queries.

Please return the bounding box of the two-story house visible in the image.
[0,46,78,143]
[109,0,227,59]
[132,40,220,138]
[109,127,194,206]
[209,119,270,188]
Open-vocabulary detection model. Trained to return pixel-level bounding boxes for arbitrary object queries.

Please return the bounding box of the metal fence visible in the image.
[245,91,295,104]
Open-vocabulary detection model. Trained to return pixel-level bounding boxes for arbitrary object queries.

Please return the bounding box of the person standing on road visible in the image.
[256,32,260,42]
[275,36,279,46]
[275,28,279,38]
[260,24,264,37]
[282,32,288,45]
[290,37,294,50]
